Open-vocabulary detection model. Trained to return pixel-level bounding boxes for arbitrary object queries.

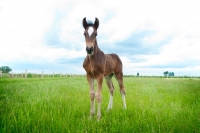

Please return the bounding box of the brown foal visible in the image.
[82,17,126,120]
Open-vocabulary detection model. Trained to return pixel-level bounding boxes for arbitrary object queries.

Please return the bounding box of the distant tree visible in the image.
[169,72,174,76]
[137,72,139,76]
[0,66,12,73]
[163,71,169,76]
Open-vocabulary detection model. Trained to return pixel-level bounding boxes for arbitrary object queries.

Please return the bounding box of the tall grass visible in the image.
[0,77,200,132]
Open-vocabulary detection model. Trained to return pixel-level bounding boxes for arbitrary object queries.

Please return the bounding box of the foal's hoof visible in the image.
[97,117,101,122]
[88,116,93,120]
[97,115,101,121]
[106,108,112,112]
[89,114,95,120]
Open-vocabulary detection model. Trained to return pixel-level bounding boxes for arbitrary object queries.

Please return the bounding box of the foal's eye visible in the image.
[83,33,86,36]
[95,33,97,36]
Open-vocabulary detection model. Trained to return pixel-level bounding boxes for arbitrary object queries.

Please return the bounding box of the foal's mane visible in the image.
[85,20,94,27]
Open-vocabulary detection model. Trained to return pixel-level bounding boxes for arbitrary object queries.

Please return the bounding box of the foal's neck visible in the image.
[88,40,103,60]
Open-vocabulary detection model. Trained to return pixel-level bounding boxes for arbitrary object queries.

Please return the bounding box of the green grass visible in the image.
[0,77,200,132]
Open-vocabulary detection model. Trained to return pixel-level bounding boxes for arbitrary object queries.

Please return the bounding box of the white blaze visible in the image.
[88,27,94,37]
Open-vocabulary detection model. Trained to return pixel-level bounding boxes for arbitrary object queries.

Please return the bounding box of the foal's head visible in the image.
[82,17,99,55]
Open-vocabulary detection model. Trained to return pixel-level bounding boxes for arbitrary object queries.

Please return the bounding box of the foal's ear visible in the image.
[94,18,99,30]
[82,17,88,29]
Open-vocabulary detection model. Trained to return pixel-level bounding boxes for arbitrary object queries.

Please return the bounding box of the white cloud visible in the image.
[0,0,56,60]
[0,0,200,75]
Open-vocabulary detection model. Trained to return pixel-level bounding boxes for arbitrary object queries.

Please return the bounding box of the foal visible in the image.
[82,17,126,120]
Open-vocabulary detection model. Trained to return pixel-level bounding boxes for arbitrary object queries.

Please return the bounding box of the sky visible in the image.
[0,0,200,76]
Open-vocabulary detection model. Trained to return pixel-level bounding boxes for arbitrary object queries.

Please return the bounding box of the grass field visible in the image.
[0,77,200,132]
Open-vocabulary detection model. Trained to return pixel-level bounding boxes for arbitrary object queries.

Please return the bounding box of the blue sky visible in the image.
[0,0,200,76]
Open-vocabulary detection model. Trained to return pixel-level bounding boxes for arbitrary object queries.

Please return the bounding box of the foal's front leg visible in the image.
[96,74,103,121]
[87,74,95,118]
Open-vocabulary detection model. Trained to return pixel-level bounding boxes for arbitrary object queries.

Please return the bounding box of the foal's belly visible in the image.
[104,57,115,76]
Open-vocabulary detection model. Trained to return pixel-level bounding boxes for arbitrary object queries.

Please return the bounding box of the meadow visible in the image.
[0,77,200,133]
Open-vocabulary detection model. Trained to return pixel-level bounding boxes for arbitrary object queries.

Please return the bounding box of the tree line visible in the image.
[0,66,12,73]
[163,71,174,76]
[0,66,176,77]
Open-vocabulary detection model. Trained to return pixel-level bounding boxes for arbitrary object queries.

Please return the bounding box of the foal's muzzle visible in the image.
[86,46,94,54]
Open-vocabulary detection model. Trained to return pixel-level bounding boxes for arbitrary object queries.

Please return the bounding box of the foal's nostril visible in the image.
[86,47,94,54]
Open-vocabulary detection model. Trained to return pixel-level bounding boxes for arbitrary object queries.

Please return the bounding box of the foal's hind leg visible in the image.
[105,74,114,110]
[115,72,127,109]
